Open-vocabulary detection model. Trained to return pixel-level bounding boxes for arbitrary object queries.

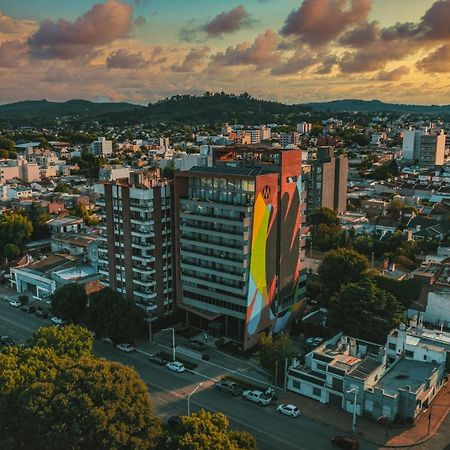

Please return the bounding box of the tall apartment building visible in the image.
[89,137,113,157]
[280,132,299,148]
[304,146,348,219]
[259,125,271,141]
[95,169,173,319]
[297,122,312,134]
[237,129,261,145]
[402,129,445,166]
[174,148,306,350]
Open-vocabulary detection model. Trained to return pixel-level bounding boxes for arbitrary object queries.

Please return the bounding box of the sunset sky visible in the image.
[1,0,450,105]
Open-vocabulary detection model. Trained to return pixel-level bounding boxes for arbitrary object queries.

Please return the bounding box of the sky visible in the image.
[1,0,450,105]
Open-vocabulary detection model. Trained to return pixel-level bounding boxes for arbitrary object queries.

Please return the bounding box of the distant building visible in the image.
[297,122,312,134]
[47,216,84,234]
[99,165,130,181]
[89,137,113,157]
[259,125,271,141]
[304,146,348,219]
[95,169,173,319]
[402,129,446,166]
[173,148,306,350]
[280,132,299,148]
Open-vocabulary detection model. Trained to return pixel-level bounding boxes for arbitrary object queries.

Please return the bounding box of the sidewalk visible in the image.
[278,379,450,448]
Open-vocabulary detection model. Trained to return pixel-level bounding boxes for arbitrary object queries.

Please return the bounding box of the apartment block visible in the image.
[174,148,306,350]
[89,137,113,157]
[95,169,173,319]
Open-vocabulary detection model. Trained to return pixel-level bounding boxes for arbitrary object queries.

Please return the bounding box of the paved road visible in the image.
[0,299,386,450]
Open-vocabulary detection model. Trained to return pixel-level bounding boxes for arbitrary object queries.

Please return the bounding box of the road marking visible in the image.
[0,315,36,334]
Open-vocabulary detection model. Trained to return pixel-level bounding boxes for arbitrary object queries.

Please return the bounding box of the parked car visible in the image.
[116,343,135,352]
[277,404,300,418]
[215,380,241,396]
[51,317,65,325]
[101,337,114,345]
[166,361,186,373]
[167,416,182,428]
[35,309,49,319]
[242,390,272,406]
[9,300,21,307]
[148,354,167,366]
[186,340,207,351]
[26,306,36,314]
[331,436,359,450]
[0,335,15,346]
[20,304,33,312]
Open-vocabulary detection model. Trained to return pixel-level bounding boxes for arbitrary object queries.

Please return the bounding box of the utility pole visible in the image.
[371,251,374,269]
[284,358,288,392]
[187,383,202,416]
[275,360,278,386]
[162,328,176,361]
[148,318,152,343]
[347,388,358,434]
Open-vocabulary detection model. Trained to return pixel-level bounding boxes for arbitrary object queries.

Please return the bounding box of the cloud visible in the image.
[316,55,338,74]
[339,21,379,48]
[28,0,133,59]
[202,6,252,38]
[271,49,317,75]
[0,11,37,37]
[0,40,27,68]
[211,29,279,67]
[374,66,410,81]
[106,49,148,68]
[171,46,210,72]
[280,0,371,46]
[417,44,450,73]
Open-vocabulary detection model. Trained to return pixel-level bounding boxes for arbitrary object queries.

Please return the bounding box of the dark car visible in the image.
[0,336,15,346]
[215,380,241,396]
[167,416,182,428]
[331,436,359,450]
[35,309,49,319]
[186,340,207,351]
[148,354,167,366]
[20,305,35,313]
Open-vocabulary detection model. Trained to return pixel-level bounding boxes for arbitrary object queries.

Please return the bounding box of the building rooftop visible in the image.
[188,165,265,176]
[378,359,440,395]
[348,356,382,381]
[47,216,83,226]
[51,232,97,247]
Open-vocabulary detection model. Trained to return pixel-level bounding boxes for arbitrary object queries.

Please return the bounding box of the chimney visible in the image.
[349,338,357,357]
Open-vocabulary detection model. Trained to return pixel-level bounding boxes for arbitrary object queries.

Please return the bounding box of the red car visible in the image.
[331,436,359,450]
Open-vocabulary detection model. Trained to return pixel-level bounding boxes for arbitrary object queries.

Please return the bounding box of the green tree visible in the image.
[171,410,253,450]
[0,211,32,254]
[0,137,15,151]
[26,203,50,240]
[318,248,369,299]
[87,288,145,343]
[311,223,342,251]
[258,332,296,384]
[71,203,99,226]
[310,207,340,226]
[3,243,20,260]
[0,149,9,159]
[51,283,88,323]
[327,278,404,343]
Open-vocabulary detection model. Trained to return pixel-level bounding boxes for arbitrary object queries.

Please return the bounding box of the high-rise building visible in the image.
[296,122,312,134]
[280,132,299,148]
[89,137,113,157]
[173,148,306,350]
[304,146,348,219]
[95,168,173,319]
[419,131,445,167]
[259,125,271,141]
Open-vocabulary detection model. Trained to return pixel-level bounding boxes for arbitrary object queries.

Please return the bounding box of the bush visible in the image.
[18,295,28,305]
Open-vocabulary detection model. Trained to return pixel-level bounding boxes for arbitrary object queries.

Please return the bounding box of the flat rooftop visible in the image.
[378,359,440,396]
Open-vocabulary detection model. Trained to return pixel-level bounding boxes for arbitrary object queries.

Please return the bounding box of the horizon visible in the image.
[1,1,450,105]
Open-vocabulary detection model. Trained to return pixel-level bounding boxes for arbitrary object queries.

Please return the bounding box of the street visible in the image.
[0,298,387,450]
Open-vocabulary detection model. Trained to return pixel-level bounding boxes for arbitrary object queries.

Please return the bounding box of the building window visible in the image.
[405,350,414,358]
[313,387,321,397]
[388,343,396,351]
[292,380,301,390]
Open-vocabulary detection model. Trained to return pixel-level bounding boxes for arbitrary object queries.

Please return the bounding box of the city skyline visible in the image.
[1,0,450,105]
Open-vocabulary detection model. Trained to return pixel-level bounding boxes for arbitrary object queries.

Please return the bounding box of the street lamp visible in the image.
[187,383,203,416]
[162,327,176,362]
[347,388,358,434]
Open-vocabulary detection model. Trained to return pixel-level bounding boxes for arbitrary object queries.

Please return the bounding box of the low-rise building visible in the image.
[47,216,84,234]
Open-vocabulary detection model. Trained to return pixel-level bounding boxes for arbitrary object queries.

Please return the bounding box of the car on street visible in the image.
[167,416,182,428]
[35,309,49,319]
[277,404,300,418]
[9,300,21,307]
[242,390,272,406]
[0,335,15,346]
[148,354,167,366]
[165,361,186,373]
[186,340,207,351]
[116,343,135,352]
[331,435,359,450]
[215,380,241,396]
[51,317,65,325]
[101,337,114,344]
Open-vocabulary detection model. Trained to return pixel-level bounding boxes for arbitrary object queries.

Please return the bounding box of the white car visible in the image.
[116,343,135,352]
[101,337,114,345]
[242,390,272,406]
[277,404,300,418]
[166,361,186,373]
[9,300,21,307]
[51,317,65,325]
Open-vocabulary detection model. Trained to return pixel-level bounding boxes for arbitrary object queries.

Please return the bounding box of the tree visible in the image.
[87,288,145,343]
[258,332,297,384]
[0,149,9,159]
[3,243,20,260]
[311,223,342,251]
[318,248,369,299]
[71,203,99,226]
[51,283,88,323]
[0,137,15,151]
[26,203,50,240]
[0,211,32,254]
[310,207,340,226]
[0,348,162,450]
[29,324,93,359]
[327,278,404,343]
[170,410,254,450]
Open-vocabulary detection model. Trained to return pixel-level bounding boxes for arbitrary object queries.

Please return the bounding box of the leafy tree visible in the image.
[3,243,20,260]
[258,332,297,384]
[54,183,72,193]
[310,207,340,226]
[26,203,50,240]
[87,288,145,343]
[29,325,93,359]
[170,410,253,450]
[327,278,404,342]
[387,198,404,217]
[311,223,342,251]
[0,149,9,159]
[0,211,32,254]
[51,283,88,323]
[0,137,15,151]
[319,248,369,299]
[71,203,99,226]
[353,234,374,256]
[0,347,162,450]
